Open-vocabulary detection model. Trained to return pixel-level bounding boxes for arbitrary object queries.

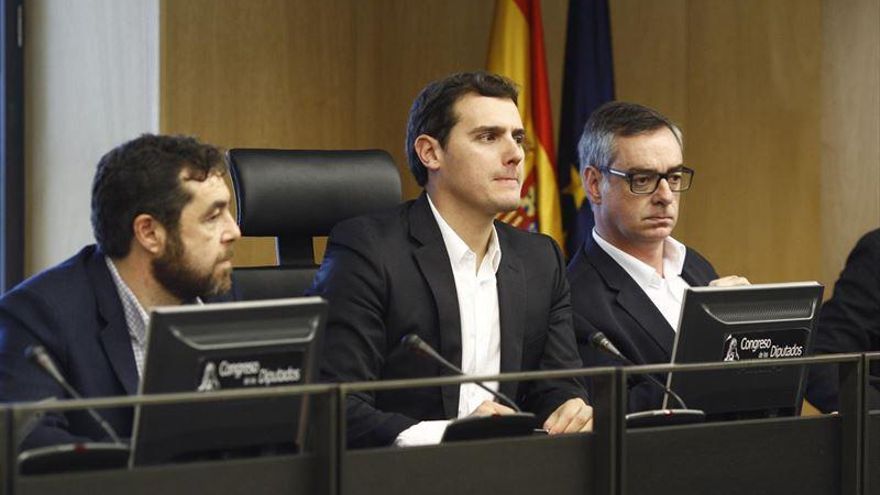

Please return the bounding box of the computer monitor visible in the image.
[665,282,823,417]
[130,297,326,466]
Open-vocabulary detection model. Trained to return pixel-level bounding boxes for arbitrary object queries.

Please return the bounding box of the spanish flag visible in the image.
[488,0,564,249]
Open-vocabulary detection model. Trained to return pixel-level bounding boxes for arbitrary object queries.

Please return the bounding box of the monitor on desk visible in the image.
[130,297,326,466]
[665,282,824,418]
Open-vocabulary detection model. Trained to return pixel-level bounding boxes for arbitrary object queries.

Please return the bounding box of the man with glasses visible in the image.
[567,102,747,412]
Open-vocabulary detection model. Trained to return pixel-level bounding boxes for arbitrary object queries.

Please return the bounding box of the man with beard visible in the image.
[0,134,241,450]
[568,102,747,412]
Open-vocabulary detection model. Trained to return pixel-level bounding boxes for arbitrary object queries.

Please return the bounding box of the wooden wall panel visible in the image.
[162,0,359,147]
[161,0,567,267]
[610,0,688,127]
[684,0,822,284]
[162,0,871,292]
[820,0,880,293]
[611,0,823,285]
[162,0,361,266]
[347,0,496,199]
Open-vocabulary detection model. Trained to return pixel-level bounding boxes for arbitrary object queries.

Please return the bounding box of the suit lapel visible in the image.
[585,237,676,358]
[409,195,461,418]
[681,250,711,286]
[87,252,139,395]
[495,226,525,401]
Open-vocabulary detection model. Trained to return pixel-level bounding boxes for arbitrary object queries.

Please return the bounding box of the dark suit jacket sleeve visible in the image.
[807,230,880,412]
[0,286,95,448]
[519,237,590,419]
[308,219,419,447]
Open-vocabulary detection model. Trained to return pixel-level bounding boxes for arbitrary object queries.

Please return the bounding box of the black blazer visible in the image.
[0,245,235,450]
[806,229,880,412]
[309,194,587,448]
[567,235,718,412]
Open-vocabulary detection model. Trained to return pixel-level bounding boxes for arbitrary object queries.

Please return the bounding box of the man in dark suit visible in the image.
[806,229,880,412]
[567,102,746,412]
[309,72,592,448]
[0,134,241,450]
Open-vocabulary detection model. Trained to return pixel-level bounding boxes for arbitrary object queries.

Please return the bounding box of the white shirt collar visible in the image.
[426,194,502,273]
[592,229,686,288]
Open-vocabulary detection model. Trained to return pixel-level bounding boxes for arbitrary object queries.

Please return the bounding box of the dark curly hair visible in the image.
[90,134,226,257]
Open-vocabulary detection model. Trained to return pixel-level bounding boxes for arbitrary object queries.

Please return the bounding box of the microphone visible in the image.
[26,345,123,445]
[401,334,522,413]
[590,332,690,409]
[589,331,705,427]
[590,332,626,363]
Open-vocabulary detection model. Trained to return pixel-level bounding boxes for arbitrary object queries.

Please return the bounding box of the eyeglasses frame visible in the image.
[599,165,695,195]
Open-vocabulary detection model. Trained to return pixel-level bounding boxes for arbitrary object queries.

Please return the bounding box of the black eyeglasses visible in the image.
[601,166,694,194]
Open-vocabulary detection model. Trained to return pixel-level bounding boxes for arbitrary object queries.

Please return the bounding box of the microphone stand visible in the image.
[590,332,705,428]
[19,346,130,474]
[401,334,541,442]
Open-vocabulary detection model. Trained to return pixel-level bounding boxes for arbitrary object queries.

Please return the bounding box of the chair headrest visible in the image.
[228,149,402,237]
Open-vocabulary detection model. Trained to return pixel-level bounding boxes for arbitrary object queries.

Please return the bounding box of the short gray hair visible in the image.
[577,101,682,175]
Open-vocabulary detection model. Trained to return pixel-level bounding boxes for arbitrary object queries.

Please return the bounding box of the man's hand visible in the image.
[543,398,594,434]
[709,275,750,287]
[468,400,517,417]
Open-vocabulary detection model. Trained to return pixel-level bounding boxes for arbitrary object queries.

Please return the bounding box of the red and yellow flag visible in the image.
[488,0,564,248]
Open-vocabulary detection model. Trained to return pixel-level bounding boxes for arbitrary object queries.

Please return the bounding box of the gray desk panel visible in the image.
[343,434,595,495]
[15,454,321,495]
[626,416,839,495]
[2,418,852,495]
[870,412,879,495]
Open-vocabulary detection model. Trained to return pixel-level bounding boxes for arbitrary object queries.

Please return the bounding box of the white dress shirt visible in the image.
[592,230,691,330]
[394,195,503,447]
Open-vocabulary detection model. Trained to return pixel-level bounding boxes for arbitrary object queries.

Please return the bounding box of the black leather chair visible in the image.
[227,149,402,300]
